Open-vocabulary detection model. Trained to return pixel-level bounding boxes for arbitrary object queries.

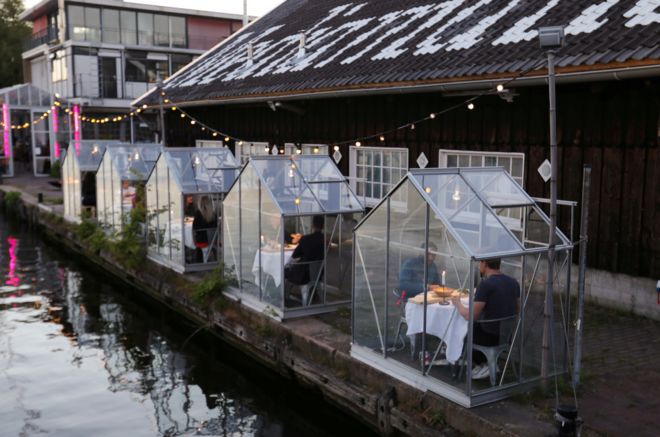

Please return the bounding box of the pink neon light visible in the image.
[6,237,19,287]
[2,103,9,158]
[73,105,81,152]
[52,105,60,158]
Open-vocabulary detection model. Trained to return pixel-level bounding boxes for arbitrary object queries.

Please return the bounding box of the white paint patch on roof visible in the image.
[344,3,367,16]
[446,0,522,51]
[492,0,560,45]
[414,0,495,55]
[372,0,463,60]
[566,0,621,35]
[341,6,436,65]
[624,0,660,27]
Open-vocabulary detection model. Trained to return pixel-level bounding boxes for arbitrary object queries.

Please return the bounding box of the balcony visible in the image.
[24,26,58,51]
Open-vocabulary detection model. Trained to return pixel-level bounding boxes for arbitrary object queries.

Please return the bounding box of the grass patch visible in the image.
[3,191,21,213]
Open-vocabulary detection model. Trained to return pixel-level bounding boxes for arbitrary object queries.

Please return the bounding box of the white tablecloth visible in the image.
[252,248,295,287]
[405,298,469,363]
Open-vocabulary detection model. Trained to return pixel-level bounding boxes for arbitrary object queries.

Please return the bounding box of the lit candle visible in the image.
[261,235,265,246]
[442,270,446,287]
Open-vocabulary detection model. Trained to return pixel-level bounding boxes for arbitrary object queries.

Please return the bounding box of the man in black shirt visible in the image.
[452,258,520,380]
[285,215,325,285]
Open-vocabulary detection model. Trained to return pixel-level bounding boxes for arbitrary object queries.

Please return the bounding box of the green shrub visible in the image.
[50,160,61,179]
[192,264,237,304]
[3,191,21,214]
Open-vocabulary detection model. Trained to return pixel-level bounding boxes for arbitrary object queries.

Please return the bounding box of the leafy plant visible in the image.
[49,160,61,179]
[3,191,21,213]
[192,264,237,304]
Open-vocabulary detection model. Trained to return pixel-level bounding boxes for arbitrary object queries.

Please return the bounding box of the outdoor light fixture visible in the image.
[424,187,431,193]
[296,148,302,154]
[190,120,196,125]
[294,197,300,205]
[429,113,436,119]
[180,113,185,118]
[142,104,147,109]
[355,141,361,147]
[467,102,475,110]
[224,136,230,142]
[333,145,339,151]
[496,84,504,92]
[538,26,565,48]
[171,106,176,111]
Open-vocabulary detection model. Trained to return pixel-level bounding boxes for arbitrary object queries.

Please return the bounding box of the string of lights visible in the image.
[153,58,546,150]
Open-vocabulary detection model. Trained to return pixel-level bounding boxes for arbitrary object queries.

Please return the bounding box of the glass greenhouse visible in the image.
[96,144,161,232]
[146,147,240,273]
[224,155,364,319]
[351,167,574,407]
[62,140,122,223]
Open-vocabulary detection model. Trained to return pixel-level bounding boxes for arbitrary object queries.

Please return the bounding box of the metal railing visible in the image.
[23,27,58,50]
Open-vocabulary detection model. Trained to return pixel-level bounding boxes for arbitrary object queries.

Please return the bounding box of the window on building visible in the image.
[171,54,193,74]
[154,14,169,47]
[85,7,101,41]
[301,144,329,155]
[51,54,68,82]
[349,147,408,206]
[438,150,525,187]
[125,52,168,83]
[68,5,85,41]
[102,9,120,43]
[170,16,186,47]
[68,6,101,41]
[120,10,136,44]
[138,12,154,46]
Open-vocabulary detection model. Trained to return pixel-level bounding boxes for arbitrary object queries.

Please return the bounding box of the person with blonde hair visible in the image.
[192,195,217,262]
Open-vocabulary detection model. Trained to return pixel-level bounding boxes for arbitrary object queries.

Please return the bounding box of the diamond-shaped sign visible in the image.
[416,152,429,169]
[538,159,552,182]
[333,149,342,164]
[271,145,279,155]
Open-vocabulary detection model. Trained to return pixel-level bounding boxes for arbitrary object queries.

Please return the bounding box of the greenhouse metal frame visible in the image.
[351,167,574,407]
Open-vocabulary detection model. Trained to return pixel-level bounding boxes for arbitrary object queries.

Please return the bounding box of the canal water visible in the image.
[0,215,373,437]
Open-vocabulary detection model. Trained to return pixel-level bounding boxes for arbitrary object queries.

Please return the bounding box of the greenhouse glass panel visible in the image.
[461,169,532,207]
[224,155,364,319]
[351,168,575,407]
[145,148,238,273]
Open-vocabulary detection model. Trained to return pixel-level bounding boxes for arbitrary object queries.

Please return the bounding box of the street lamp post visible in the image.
[538,26,564,383]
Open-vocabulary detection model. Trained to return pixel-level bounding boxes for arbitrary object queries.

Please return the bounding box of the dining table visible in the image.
[405,295,469,363]
[252,244,297,287]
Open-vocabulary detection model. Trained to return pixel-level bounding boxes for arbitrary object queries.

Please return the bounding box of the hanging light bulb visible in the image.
[142,104,147,109]
[452,189,461,201]
[180,113,185,118]
[410,123,415,130]
[424,187,431,193]
[288,169,294,178]
[238,140,243,145]
[333,145,339,151]
[265,146,270,153]
[379,136,385,142]
[212,132,218,137]
[279,148,285,154]
[164,99,170,103]
[193,155,201,166]
[496,84,504,92]
[313,147,319,154]
[296,148,302,154]
[201,127,205,131]
[190,120,196,125]
[294,197,301,205]
[355,141,361,147]
[171,106,176,111]
[224,136,230,142]
[134,152,140,160]
[430,113,436,119]
[92,144,99,155]
[467,102,475,110]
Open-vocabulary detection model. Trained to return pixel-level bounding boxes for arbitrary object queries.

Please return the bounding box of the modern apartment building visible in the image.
[20,0,247,141]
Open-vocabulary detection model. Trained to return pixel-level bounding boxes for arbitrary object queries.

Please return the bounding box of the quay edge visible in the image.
[0,186,556,437]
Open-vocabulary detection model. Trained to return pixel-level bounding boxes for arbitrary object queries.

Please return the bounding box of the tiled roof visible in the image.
[137,0,660,105]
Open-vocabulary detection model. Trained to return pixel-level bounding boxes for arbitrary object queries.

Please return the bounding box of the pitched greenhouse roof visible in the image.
[104,145,161,180]
[66,140,124,172]
[245,155,364,214]
[160,147,241,193]
[366,167,571,258]
[136,0,660,106]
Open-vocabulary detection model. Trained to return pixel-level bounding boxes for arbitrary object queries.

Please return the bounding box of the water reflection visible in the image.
[0,218,371,437]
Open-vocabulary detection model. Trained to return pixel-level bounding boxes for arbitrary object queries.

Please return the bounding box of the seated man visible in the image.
[451,258,520,380]
[398,242,441,298]
[285,215,325,287]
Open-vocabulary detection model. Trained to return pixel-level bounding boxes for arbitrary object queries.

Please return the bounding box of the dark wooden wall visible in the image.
[165,78,660,278]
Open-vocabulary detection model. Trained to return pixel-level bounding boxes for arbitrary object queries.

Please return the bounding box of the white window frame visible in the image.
[234,142,297,164]
[195,139,226,148]
[349,146,408,207]
[300,144,329,155]
[439,149,526,234]
[438,149,525,187]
